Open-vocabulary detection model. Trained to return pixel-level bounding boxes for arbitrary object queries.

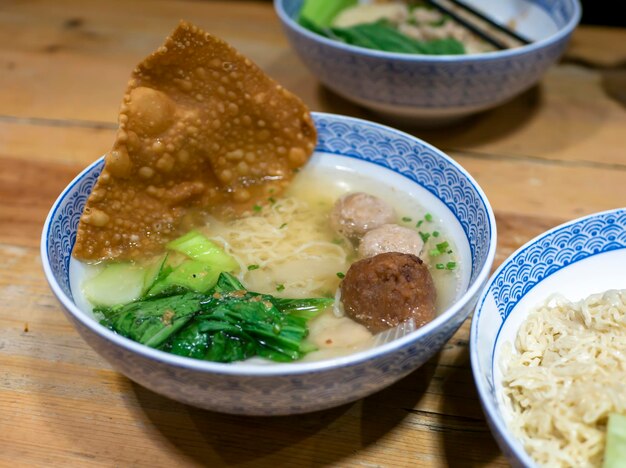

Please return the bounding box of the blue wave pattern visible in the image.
[492,209,626,320]
[315,115,491,283]
[282,0,576,109]
[46,161,103,299]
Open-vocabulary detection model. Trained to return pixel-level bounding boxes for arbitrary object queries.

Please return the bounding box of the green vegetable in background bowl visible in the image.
[297,0,481,55]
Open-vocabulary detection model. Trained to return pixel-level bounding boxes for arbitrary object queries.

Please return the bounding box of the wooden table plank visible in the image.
[1,1,625,166]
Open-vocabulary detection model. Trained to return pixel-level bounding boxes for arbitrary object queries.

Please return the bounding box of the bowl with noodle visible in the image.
[275,0,581,124]
[43,112,497,415]
[470,208,626,466]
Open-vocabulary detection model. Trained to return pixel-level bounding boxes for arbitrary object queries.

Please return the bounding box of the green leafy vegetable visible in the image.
[604,413,626,468]
[83,262,147,307]
[98,272,330,364]
[299,15,465,55]
[96,292,204,348]
[272,296,334,319]
[166,230,238,272]
[158,259,222,293]
[299,0,357,28]
[214,271,246,293]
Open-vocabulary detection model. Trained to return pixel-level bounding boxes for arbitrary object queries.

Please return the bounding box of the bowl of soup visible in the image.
[275,0,581,124]
[42,112,496,415]
[470,208,626,466]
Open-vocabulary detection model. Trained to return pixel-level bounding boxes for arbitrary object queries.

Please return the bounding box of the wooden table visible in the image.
[1,1,625,466]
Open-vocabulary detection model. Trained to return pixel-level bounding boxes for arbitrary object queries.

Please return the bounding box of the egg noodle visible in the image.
[501,289,626,467]
[204,196,351,299]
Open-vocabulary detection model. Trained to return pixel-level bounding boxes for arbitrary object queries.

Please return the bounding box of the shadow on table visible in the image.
[130,361,435,466]
[314,83,543,148]
[436,344,505,467]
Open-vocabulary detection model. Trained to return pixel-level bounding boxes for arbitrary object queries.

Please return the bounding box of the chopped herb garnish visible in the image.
[247,264,260,271]
[332,238,344,245]
[436,241,450,253]
[425,213,433,222]
[276,284,285,292]
[435,263,445,270]
[429,248,442,257]
[336,272,345,279]
[279,223,287,229]
[252,205,262,212]
[402,216,412,222]
[419,231,430,243]
[268,197,276,204]
[416,220,423,228]
[446,262,457,270]
[433,231,440,237]
[447,250,453,254]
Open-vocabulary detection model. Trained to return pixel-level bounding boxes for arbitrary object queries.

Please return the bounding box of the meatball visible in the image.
[329,192,396,241]
[358,224,424,259]
[340,252,436,333]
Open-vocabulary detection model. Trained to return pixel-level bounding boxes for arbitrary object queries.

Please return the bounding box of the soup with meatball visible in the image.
[70,22,461,365]
[71,161,461,363]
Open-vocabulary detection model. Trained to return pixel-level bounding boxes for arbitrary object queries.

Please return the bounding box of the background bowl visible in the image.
[42,112,496,416]
[470,208,626,466]
[275,0,581,124]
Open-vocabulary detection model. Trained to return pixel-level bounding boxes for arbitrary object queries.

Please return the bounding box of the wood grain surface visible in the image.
[1,1,625,466]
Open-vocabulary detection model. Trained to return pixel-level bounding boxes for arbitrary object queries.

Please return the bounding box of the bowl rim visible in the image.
[469,206,626,467]
[274,0,582,62]
[41,111,497,377]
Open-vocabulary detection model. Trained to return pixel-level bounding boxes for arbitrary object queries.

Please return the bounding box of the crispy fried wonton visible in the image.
[73,21,317,261]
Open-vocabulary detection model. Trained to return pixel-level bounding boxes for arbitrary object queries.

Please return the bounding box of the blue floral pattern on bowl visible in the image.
[42,113,496,415]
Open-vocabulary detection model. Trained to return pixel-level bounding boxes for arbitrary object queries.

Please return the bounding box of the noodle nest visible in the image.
[501,289,626,467]
[205,196,351,298]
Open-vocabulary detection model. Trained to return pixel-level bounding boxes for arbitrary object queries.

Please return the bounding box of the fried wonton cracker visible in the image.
[73,21,316,261]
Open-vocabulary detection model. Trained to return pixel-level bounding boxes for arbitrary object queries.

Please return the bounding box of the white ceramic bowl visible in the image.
[42,112,496,415]
[275,0,581,124]
[470,208,626,466]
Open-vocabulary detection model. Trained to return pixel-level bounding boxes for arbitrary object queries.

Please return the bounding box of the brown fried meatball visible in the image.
[340,252,436,333]
[329,192,396,241]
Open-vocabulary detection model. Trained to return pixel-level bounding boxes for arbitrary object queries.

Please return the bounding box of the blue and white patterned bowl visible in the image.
[275,0,581,123]
[470,208,626,466]
[41,113,496,415]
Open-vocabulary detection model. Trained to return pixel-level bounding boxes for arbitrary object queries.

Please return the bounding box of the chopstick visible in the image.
[421,0,531,50]
[447,0,532,45]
